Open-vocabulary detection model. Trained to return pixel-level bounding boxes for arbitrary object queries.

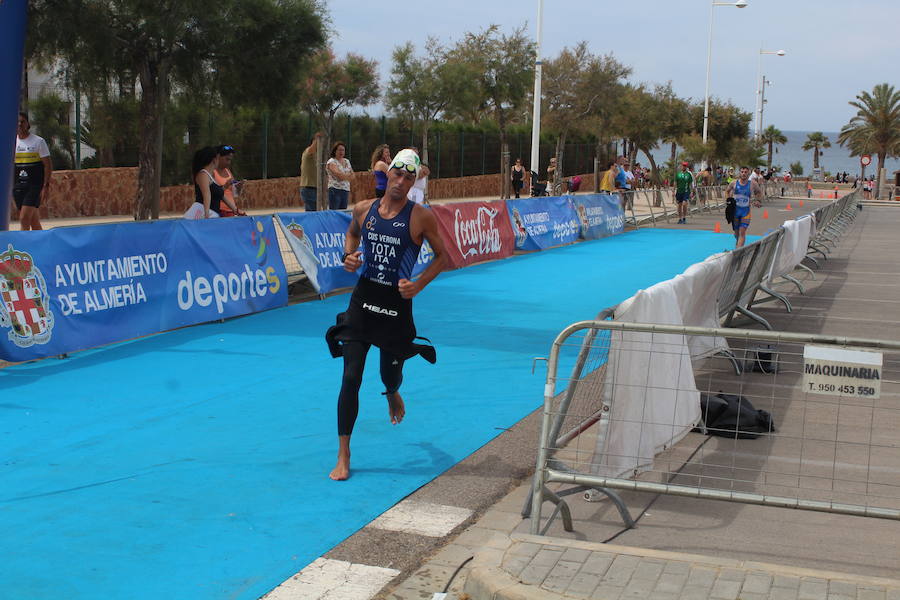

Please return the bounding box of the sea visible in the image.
[646,130,899,178]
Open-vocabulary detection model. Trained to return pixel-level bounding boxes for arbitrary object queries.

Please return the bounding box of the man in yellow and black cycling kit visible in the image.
[13,112,52,231]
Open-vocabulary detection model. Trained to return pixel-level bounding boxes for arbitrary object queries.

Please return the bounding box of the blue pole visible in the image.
[0,0,28,231]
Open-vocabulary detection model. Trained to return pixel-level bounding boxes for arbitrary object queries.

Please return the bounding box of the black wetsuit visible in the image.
[325,199,435,436]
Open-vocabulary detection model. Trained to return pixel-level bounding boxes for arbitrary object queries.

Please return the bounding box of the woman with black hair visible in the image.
[184,146,225,219]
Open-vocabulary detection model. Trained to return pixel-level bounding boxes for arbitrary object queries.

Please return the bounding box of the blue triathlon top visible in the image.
[361,199,421,286]
[374,169,388,191]
[734,179,752,211]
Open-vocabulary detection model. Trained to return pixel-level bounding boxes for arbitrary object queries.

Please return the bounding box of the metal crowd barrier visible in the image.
[805,191,859,268]
[530,320,900,535]
[520,308,636,531]
[625,185,730,228]
[717,230,786,330]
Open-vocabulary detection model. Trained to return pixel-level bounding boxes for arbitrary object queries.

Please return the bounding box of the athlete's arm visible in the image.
[40,155,53,203]
[751,181,763,206]
[341,200,372,272]
[399,206,446,299]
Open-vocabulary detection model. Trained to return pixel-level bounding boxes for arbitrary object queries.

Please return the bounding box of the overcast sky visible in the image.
[325,0,898,133]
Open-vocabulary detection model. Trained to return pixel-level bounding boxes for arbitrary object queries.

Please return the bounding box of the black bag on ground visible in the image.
[725,197,736,224]
[696,392,776,439]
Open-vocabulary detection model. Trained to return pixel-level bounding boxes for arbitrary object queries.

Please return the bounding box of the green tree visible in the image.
[615,84,688,186]
[446,25,535,198]
[29,0,326,219]
[298,49,380,209]
[789,161,803,175]
[386,39,467,166]
[760,125,787,170]
[679,134,717,169]
[838,83,900,197]
[801,131,831,170]
[728,138,766,169]
[28,93,75,169]
[542,43,630,188]
[690,98,752,165]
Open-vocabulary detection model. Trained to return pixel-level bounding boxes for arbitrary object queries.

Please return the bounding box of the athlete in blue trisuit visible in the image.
[725,166,763,248]
[325,149,447,481]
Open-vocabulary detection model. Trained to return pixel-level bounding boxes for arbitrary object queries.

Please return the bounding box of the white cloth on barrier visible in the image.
[768,216,813,283]
[274,215,320,292]
[670,252,730,361]
[593,279,700,479]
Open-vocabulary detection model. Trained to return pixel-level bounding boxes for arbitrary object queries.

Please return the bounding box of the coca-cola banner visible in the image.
[506,196,581,252]
[431,200,515,270]
[571,194,626,240]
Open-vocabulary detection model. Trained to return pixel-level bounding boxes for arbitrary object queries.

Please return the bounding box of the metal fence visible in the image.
[530,321,900,535]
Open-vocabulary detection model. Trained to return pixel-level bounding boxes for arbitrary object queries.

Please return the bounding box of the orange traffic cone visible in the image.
[786,203,793,211]
[763,209,769,219]
[714,221,722,233]
[799,200,804,207]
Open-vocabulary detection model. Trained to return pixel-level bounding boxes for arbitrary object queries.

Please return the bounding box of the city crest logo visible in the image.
[0,245,54,348]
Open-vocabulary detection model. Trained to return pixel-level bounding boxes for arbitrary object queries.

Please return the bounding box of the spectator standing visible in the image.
[326,141,353,210]
[511,158,526,198]
[408,163,430,205]
[613,156,627,191]
[632,162,644,188]
[623,161,635,189]
[674,162,694,224]
[185,146,224,219]
[213,145,243,217]
[370,144,391,198]
[546,157,557,193]
[599,160,617,192]
[12,112,52,231]
[300,132,323,212]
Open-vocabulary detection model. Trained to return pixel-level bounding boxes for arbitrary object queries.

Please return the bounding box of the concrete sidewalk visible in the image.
[381,199,900,600]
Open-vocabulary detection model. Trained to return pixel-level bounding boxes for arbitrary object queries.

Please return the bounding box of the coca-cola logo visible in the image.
[454,206,502,258]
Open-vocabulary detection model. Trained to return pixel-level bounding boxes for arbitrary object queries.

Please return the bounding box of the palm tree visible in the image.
[760,125,787,170]
[801,132,831,170]
[838,83,900,197]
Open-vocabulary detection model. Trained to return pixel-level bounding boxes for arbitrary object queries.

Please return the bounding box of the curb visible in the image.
[463,532,900,600]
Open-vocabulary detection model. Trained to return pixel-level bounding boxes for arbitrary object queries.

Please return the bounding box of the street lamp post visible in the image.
[758,76,772,136]
[755,48,785,138]
[529,0,544,181]
[702,0,748,169]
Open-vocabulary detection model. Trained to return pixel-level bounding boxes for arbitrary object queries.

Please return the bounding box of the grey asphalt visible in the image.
[367,194,900,600]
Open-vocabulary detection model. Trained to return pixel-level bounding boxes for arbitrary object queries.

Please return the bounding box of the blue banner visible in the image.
[506,196,581,251]
[0,0,28,231]
[277,209,437,293]
[0,216,287,362]
[571,194,625,240]
[276,211,360,295]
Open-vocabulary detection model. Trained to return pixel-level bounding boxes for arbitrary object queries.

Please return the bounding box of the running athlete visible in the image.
[725,166,763,248]
[674,162,694,224]
[325,149,447,481]
[12,113,52,231]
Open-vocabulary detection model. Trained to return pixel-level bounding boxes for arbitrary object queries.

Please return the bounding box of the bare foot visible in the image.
[329,452,350,481]
[387,391,405,425]
[330,437,351,480]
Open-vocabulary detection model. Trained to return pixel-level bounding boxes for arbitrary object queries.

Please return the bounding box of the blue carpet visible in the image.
[0,229,738,599]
